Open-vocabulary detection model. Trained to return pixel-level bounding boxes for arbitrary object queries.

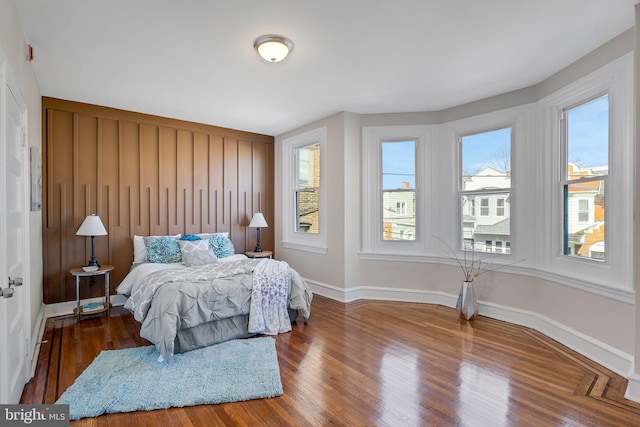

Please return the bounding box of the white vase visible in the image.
[456,280,477,320]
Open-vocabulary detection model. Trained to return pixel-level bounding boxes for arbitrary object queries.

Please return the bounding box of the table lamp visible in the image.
[76,214,108,267]
[248,212,268,252]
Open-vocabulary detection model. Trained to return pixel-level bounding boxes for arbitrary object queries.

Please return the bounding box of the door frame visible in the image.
[0,46,32,403]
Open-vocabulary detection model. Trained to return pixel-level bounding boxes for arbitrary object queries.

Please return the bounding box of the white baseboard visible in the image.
[28,303,46,381]
[624,372,640,402]
[308,279,637,402]
[479,302,634,380]
[307,279,458,306]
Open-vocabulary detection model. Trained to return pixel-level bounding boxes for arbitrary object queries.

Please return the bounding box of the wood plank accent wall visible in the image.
[42,97,274,304]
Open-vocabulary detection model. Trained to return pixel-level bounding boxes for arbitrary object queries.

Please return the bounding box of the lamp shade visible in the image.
[254,35,293,63]
[76,215,107,236]
[248,212,268,228]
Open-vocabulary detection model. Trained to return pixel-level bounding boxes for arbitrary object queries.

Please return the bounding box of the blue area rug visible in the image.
[56,337,283,420]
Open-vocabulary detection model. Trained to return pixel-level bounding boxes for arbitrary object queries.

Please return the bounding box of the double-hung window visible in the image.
[282,127,327,254]
[543,53,633,293]
[396,201,407,216]
[480,198,489,216]
[460,127,512,253]
[560,95,608,260]
[361,125,431,255]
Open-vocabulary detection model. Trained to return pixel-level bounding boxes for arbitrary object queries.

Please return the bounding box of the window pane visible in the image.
[296,189,319,233]
[564,180,605,260]
[295,143,320,234]
[461,192,510,254]
[480,198,489,216]
[563,96,608,261]
[296,143,320,188]
[462,128,511,191]
[461,128,511,253]
[382,141,415,241]
[578,199,589,222]
[566,95,608,179]
[497,198,505,216]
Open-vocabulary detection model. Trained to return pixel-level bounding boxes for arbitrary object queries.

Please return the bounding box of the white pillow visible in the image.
[185,249,218,266]
[178,239,208,255]
[178,239,217,266]
[132,234,181,264]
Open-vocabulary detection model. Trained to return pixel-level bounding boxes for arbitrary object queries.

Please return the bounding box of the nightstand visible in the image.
[245,250,273,259]
[70,265,114,320]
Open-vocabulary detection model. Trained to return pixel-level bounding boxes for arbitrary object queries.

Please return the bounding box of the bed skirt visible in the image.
[173,308,300,354]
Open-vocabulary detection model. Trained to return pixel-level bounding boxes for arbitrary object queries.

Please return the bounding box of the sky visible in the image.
[382,141,415,189]
[567,95,608,169]
[382,95,608,188]
[462,127,511,176]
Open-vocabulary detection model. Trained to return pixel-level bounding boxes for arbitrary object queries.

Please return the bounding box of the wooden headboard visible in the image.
[42,97,274,304]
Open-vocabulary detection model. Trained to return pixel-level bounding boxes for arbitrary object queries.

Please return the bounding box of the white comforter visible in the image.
[117,254,249,297]
[116,255,313,361]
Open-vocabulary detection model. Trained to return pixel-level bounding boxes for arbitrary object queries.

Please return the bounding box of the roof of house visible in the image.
[474,218,510,236]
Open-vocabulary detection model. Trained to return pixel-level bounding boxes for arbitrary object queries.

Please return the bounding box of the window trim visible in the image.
[362,125,433,255]
[437,106,527,270]
[459,126,514,255]
[542,52,633,292]
[282,127,327,254]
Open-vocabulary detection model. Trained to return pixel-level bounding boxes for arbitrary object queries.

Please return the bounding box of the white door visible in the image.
[0,83,29,404]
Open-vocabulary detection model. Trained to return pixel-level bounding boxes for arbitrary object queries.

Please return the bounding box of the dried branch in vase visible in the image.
[433,235,524,282]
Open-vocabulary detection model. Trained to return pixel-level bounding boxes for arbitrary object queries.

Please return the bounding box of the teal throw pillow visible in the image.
[180,234,201,241]
[209,234,235,258]
[147,236,182,263]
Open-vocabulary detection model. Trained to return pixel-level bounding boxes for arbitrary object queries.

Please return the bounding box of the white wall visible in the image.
[275,24,638,397]
[1,0,44,360]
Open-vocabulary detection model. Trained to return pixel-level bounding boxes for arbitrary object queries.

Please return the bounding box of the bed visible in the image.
[116,234,313,361]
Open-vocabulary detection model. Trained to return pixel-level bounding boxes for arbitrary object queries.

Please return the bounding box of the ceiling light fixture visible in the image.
[254,35,294,63]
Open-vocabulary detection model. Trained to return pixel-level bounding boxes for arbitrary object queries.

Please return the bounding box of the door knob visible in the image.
[2,277,23,298]
[9,277,23,287]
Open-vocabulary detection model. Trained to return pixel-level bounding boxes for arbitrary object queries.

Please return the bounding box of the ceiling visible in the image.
[15,0,637,136]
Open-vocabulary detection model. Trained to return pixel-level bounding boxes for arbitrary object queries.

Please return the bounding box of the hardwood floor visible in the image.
[21,295,640,426]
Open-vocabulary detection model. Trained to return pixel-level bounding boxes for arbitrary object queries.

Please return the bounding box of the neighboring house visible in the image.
[565,163,606,259]
[461,166,511,253]
[383,182,415,240]
[461,164,606,257]
[384,163,605,257]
